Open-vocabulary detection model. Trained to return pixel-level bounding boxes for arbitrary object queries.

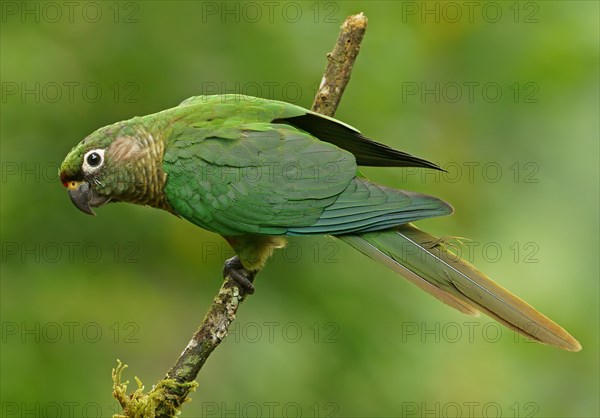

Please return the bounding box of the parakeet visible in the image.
[59,94,581,351]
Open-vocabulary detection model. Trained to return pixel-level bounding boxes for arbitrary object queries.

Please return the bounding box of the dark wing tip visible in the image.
[275,113,443,170]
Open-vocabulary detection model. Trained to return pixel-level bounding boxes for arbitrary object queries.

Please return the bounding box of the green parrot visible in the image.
[60,94,580,352]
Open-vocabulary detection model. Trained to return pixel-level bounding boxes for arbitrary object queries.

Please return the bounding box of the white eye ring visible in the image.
[82,149,105,174]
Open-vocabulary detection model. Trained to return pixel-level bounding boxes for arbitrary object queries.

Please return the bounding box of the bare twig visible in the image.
[112,12,368,418]
[312,12,368,117]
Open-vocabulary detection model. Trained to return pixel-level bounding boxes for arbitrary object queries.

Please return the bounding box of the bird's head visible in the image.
[60,120,165,215]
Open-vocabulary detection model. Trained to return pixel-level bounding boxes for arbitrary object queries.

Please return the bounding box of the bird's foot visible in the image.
[223,256,256,294]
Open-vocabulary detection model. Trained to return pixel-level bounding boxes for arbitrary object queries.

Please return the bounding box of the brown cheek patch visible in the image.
[108,136,147,162]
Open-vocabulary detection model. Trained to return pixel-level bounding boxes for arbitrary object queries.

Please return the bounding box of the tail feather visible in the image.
[339,224,581,352]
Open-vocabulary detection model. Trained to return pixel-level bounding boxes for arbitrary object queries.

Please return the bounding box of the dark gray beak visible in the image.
[67,182,110,216]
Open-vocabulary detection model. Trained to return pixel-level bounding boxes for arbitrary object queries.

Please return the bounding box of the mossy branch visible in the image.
[112,12,368,418]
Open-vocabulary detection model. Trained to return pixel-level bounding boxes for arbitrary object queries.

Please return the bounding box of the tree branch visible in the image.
[112,12,368,418]
[312,12,367,117]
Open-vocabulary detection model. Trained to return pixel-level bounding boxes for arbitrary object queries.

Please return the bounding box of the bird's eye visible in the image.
[82,149,105,173]
[86,152,102,167]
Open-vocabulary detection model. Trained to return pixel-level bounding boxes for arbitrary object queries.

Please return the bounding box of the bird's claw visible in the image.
[223,256,256,294]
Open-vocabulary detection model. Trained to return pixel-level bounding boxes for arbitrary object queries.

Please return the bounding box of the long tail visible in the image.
[339,224,581,351]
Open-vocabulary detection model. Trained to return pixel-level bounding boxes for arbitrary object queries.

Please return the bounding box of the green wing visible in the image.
[162,95,451,236]
[175,95,440,169]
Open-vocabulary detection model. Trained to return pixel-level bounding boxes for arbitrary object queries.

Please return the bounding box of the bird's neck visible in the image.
[110,119,173,212]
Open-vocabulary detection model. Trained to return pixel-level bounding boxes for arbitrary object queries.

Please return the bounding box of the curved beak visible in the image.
[67,181,110,216]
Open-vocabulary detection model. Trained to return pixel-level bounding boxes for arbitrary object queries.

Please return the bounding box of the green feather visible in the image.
[341,225,581,352]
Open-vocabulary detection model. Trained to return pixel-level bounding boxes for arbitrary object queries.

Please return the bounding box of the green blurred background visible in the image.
[1,1,598,417]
